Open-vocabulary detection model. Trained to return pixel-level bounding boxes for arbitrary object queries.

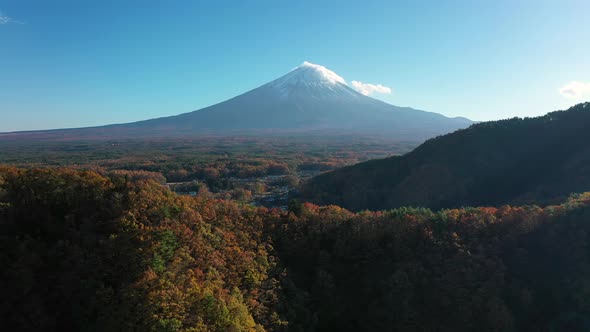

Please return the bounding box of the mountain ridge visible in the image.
[0,62,472,140]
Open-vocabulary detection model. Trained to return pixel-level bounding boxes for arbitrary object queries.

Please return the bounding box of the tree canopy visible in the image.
[2,167,590,331]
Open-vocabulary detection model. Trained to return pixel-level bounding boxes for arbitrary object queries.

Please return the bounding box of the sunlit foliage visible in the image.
[2,167,590,331]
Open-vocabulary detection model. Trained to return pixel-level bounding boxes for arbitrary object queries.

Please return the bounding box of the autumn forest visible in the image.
[3,104,590,331]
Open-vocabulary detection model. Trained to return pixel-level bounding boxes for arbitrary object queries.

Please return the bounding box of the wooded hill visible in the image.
[300,102,590,211]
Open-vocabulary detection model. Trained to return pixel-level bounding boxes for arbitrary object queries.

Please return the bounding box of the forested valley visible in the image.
[0,136,409,209]
[3,167,590,331]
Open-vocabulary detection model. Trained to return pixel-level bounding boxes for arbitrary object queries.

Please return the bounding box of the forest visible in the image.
[0,136,411,208]
[2,167,590,331]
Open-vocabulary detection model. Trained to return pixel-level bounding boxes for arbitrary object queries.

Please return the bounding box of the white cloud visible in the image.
[351,80,392,96]
[0,11,22,25]
[559,81,590,99]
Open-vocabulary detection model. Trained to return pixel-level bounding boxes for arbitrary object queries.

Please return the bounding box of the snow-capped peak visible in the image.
[263,61,361,100]
[293,61,347,85]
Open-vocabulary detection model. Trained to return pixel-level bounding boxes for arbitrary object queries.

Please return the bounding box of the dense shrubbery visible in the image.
[2,167,590,331]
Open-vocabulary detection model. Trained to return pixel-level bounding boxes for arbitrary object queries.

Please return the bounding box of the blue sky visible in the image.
[0,0,589,132]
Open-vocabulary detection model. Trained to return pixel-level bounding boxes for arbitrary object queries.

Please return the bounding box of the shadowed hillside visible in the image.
[300,102,590,211]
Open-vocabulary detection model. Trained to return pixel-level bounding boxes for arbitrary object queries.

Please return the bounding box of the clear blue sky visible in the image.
[1,0,589,132]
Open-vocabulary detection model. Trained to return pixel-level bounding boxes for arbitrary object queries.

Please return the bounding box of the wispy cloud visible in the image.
[0,10,23,25]
[559,81,590,99]
[351,81,392,96]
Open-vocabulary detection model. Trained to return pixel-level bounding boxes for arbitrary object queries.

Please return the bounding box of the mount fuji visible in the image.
[1,62,472,140]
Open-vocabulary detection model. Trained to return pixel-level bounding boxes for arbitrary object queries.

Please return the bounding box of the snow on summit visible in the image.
[294,62,347,85]
[269,62,347,88]
[265,62,392,99]
[265,61,357,99]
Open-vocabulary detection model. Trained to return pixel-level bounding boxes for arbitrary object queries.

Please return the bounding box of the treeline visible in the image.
[2,167,590,331]
[164,160,291,182]
[0,136,407,183]
[0,136,408,208]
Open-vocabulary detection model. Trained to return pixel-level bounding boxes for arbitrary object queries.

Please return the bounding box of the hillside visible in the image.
[300,102,590,211]
[2,168,590,331]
